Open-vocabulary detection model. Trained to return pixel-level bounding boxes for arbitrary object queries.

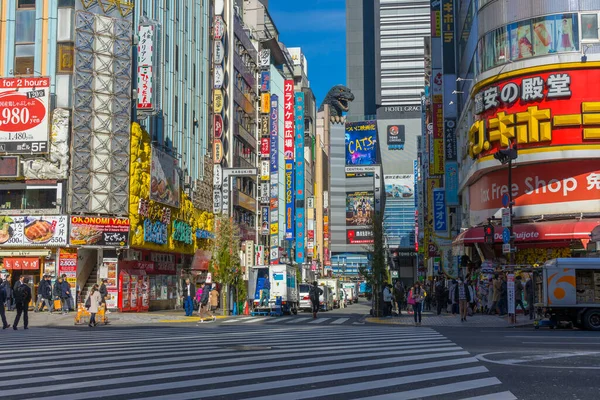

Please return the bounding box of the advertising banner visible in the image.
[445,161,459,206]
[58,248,77,304]
[260,206,269,236]
[468,159,600,225]
[261,115,270,137]
[283,80,295,160]
[285,160,294,240]
[258,49,270,68]
[70,216,130,247]
[261,93,271,114]
[3,258,40,270]
[137,25,155,110]
[260,137,270,158]
[441,0,455,74]
[345,120,378,165]
[260,160,270,181]
[0,215,68,247]
[346,191,374,227]
[433,138,445,175]
[471,68,600,158]
[295,92,306,264]
[347,229,374,245]
[150,146,180,208]
[444,119,457,161]
[0,77,50,154]
[270,95,279,264]
[213,89,223,113]
[213,114,223,139]
[387,124,405,150]
[260,72,270,92]
[433,188,448,232]
[270,95,279,174]
[384,175,414,199]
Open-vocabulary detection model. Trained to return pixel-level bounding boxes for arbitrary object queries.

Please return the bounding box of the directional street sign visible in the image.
[502,208,511,227]
[502,227,511,244]
[502,193,510,208]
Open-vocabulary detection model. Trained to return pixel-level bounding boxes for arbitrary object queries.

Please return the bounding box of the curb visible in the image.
[364,316,535,328]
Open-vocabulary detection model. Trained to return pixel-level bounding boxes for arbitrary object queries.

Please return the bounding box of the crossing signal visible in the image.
[484,225,495,245]
[493,144,518,165]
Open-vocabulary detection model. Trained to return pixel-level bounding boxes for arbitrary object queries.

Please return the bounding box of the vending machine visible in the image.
[129,274,138,310]
[118,270,131,312]
[138,273,149,312]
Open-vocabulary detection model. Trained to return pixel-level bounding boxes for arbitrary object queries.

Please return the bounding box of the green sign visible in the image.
[172,220,193,244]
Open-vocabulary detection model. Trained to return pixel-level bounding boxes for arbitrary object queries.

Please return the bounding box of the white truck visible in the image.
[343,282,359,303]
[535,258,600,330]
[318,278,341,308]
[248,265,299,315]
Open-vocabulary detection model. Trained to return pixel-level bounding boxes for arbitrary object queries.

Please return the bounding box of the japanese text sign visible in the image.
[0,215,68,247]
[433,189,448,232]
[295,92,306,264]
[70,216,130,247]
[284,80,295,160]
[137,25,155,110]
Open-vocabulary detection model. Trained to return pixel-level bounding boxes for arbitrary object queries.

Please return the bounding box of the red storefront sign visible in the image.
[4,257,39,270]
[470,68,600,159]
[283,79,295,160]
[469,160,600,223]
[260,137,270,158]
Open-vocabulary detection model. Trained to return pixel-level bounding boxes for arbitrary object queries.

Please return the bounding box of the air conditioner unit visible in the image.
[184,175,192,188]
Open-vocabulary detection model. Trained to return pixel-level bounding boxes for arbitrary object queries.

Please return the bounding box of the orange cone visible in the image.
[243,301,249,315]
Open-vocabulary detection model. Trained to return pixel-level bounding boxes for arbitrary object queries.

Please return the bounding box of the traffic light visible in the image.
[484,224,495,245]
[493,144,518,164]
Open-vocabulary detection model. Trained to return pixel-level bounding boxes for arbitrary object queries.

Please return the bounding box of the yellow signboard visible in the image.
[261,93,271,114]
[213,89,224,113]
[213,139,223,164]
[270,222,278,235]
[432,139,445,175]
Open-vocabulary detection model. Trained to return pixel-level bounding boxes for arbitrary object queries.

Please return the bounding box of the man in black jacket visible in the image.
[35,275,49,312]
[13,277,32,330]
[435,280,446,315]
[99,279,109,313]
[309,281,322,319]
[182,278,196,317]
[0,278,10,329]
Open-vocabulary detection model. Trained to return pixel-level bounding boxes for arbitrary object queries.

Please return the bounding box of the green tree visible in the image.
[209,214,244,313]
[359,210,388,317]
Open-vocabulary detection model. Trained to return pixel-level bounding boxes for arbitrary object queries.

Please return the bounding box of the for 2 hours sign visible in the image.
[0,77,50,154]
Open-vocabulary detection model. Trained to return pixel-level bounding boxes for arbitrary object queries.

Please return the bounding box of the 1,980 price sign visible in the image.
[0,77,50,154]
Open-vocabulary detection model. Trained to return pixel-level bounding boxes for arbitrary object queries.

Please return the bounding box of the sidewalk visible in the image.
[2,309,231,327]
[365,311,534,328]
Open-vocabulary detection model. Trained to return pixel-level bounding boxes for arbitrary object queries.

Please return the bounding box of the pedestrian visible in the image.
[435,280,445,315]
[383,284,392,317]
[40,275,54,313]
[182,278,196,317]
[3,274,14,311]
[198,281,216,323]
[479,279,489,314]
[259,274,270,307]
[454,278,471,322]
[490,275,502,315]
[60,275,73,312]
[499,275,508,316]
[449,279,458,314]
[393,280,405,315]
[34,275,48,312]
[467,280,476,316]
[53,277,65,314]
[55,276,70,314]
[411,281,425,326]
[13,277,32,330]
[85,284,102,327]
[525,275,534,320]
[514,276,525,314]
[210,283,219,315]
[0,278,10,329]
[424,281,432,311]
[99,278,109,314]
[309,281,321,319]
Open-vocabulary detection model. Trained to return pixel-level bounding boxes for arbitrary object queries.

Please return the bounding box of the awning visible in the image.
[453,220,600,245]
[191,250,212,271]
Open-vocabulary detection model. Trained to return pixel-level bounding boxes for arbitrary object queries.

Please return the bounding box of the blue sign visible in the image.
[143,219,167,245]
[433,188,447,232]
[260,71,270,92]
[195,229,214,239]
[295,92,305,264]
[502,228,511,244]
[502,193,510,208]
[345,121,378,165]
[413,159,419,208]
[445,161,459,206]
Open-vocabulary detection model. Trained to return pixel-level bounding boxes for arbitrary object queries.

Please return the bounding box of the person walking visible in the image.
[449,279,458,314]
[59,275,73,312]
[182,278,196,317]
[411,282,425,326]
[514,276,525,315]
[525,275,535,320]
[309,281,322,319]
[0,278,10,329]
[198,281,216,323]
[40,275,54,313]
[3,274,14,311]
[490,275,502,315]
[435,280,445,315]
[455,278,471,322]
[259,274,270,307]
[99,279,109,314]
[34,275,48,312]
[13,277,32,330]
[383,284,393,317]
[499,275,508,316]
[86,284,102,327]
[210,284,219,315]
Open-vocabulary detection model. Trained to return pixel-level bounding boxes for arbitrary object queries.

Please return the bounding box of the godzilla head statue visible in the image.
[318,84,355,123]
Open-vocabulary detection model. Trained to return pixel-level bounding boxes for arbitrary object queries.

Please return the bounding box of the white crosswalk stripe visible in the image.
[220,315,357,325]
[0,325,516,400]
[331,317,349,324]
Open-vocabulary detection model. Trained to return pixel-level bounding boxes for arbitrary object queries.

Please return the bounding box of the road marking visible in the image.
[360,378,503,400]
[286,317,311,324]
[521,341,600,345]
[243,317,270,324]
[265,317,291,323]
[222,316,254,323]
[477,351,600,370]
[459,391,517,400]
[507,335,600,339]
[308,318,330,324]
[331,318,349,324]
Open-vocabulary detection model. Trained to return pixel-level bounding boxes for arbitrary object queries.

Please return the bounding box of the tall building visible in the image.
[423,1,600,278]
[0,0,214,312]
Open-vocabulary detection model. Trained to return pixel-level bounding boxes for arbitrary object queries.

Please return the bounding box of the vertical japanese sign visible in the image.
[270,95,279,264]
[285,161,294,240]
[441,0,455,74]
[294,92,306,264]
[284,80,295,242]
[212,8,226,214]
[445,160,459,206]
[137,24,154,111]
[433,188,448,233]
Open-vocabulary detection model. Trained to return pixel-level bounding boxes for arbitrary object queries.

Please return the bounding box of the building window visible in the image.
[582,14,599,40]
[18,0,36,8]
[175,45,179,71]
[15,6,36,75]
[165,34,169,63]
[184,54,188,80]
[174,96,178,123]
[193,63,196,88]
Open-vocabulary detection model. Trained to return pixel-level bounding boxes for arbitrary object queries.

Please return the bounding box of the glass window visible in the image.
[57,0,74,6]
[556,14,579,52]
[165,34,169,62]
[509,20,534,60]
[582,14,599,40]
[15,44,35,75]
[532,16,556,56]
[0,188,57,210]
[492,26,509,66]
[16,10,36,43]
[18,0,36,8]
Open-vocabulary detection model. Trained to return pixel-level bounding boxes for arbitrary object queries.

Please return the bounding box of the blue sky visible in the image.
[269,0,346,107]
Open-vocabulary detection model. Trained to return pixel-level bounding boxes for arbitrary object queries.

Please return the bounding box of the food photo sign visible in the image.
[0,215,68,247]
[69,216,130,247]
[150,146,181,208]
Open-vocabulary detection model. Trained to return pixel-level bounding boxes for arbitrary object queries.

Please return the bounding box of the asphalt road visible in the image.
[436,326,600,400]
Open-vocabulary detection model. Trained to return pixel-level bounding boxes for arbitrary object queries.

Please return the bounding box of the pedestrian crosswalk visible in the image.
[0,324,516,400]
[222,315,357,325]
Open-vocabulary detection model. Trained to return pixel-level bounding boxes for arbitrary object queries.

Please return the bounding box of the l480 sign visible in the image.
[0,92,45,131]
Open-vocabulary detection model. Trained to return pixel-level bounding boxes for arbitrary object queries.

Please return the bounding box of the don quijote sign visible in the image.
[0,77,50,154]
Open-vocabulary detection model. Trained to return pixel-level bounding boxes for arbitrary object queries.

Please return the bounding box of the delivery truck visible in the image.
[318,278,341,308]
[343,282,359,303]
[248,265,299,315]
[535,258,600,330]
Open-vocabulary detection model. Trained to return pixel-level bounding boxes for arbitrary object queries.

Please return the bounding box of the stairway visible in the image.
[80,266,99,305]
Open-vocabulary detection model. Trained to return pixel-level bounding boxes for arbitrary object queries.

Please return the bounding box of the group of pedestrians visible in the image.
[182,278,219,323]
